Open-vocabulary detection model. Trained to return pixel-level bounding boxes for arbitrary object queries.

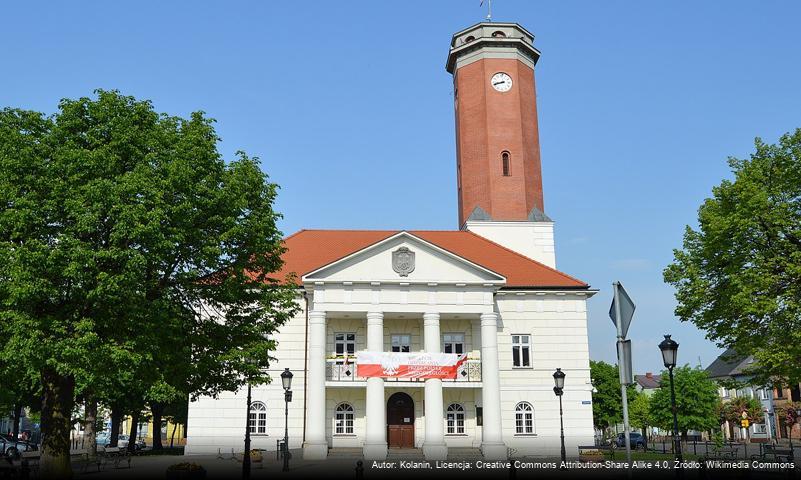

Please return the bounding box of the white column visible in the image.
[480,312,507,459]
[303,310,328,459]
[363,311,388,459]
[423,312,448,460]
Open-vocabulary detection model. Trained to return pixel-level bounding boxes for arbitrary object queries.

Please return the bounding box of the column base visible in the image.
[302,442,328,460]
[423,443,448,460]
[481,442,508,460]
[362,442,388,460]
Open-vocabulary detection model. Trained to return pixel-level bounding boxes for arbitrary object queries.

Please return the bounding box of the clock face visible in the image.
[491,72,513,92]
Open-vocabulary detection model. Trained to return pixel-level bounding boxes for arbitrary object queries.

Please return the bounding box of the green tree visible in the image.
[628,392,652,437]
[664,129,801,385]
[0,91,298,477]
[721,396,764,425]
[718,396,764,439]
[590,361,638,433]
[649,366,719,439]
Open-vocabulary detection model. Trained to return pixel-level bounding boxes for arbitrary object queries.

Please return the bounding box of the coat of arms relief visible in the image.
[391,246,415,277]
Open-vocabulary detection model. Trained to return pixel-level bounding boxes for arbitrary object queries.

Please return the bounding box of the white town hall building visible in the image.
[185,22,596,461]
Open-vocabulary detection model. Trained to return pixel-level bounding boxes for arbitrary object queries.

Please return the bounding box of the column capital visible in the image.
[309,310,326,324]
[480,311,499,327]
[423,312,440,326]
[366,311,384,324]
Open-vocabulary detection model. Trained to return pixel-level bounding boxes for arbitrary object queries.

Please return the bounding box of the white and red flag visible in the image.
[356,352,467,379]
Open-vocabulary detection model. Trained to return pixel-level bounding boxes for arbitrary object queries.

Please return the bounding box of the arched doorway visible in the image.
[387,392,415,448]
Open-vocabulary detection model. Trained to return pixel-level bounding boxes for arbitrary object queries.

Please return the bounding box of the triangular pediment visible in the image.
[302,232,505,284]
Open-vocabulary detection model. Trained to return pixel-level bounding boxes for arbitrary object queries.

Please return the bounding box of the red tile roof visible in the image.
[274,230,587,289]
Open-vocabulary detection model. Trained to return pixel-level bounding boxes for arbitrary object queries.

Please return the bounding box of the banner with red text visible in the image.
[356,352,467,379]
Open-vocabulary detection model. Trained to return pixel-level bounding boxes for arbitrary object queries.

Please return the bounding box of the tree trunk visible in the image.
[39,369,75,479]
[127,411,139,453]
[170,421,177,448]
[110,407,122,447]
[150,401,163,450]
[12,403,22,439]
[84,397,98,459]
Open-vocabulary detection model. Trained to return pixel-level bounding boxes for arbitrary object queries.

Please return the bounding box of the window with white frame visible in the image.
[512,335,531,367]
[335,403,354,435]
[249,402,267,434]
[443,333,465,354]
[446,403,465,434]
[515,402,534,435]
[391,334,411,353]
[335,333,356,357]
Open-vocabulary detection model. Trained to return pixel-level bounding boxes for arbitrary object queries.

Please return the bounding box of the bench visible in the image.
[751,444,794,463]
[70,449,93,473]
[578,445,615,461]
[100,447,132,469]
[711,445,739,459]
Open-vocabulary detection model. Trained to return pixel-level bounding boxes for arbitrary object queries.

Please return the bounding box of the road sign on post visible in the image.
[617,340,633,385]
[609,281,636,470]
[609,282,635,338]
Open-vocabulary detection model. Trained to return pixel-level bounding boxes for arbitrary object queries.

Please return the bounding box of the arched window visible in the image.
[446,403,465,434]
[249,401,267,434]
[502,151,511,176]
[515,402,534,435]
[492,30,507,38]
[335,403,354,435]
[464,35,476,44]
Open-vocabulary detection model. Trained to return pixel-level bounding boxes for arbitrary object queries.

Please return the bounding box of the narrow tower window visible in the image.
[501,151,511,176]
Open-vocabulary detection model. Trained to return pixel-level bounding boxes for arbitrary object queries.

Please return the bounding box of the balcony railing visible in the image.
[325,358,482,383]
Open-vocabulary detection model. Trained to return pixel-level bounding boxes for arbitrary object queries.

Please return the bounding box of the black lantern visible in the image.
[658,335,683,464]
[659,335,679,368]
[281,368,293,391]
[281,368,293,472]
[553,368,566,394]
[553,368,567,466]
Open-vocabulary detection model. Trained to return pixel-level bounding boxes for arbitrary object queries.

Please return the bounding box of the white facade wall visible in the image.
[465,221,556,267]
[185,299,309,455]
[185,233,595,458]
[186,294,593,457]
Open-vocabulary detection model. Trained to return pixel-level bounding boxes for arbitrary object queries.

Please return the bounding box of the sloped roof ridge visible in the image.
[279,228,588,288]
[458,230,588,287]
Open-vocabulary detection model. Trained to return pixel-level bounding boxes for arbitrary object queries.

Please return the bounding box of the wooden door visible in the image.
[387,392,414,448]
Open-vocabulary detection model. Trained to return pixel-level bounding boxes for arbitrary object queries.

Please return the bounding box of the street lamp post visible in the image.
[659,334,682,463]
[281,368,294,472]
[243,382,252,479]
[553,368,567,465]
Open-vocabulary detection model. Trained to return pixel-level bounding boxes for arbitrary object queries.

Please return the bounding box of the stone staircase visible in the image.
[327,447,483,460]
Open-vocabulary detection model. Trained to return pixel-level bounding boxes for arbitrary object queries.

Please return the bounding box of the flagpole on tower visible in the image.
[480,0,492,22]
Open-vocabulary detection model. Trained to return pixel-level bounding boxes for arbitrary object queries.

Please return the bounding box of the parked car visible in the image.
[613,432,646,449]
[95,433,110,447]
[0,435,38,459]
[103,434,145,451]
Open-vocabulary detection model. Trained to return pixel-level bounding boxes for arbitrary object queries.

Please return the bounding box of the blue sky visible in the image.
[3,1,800,374]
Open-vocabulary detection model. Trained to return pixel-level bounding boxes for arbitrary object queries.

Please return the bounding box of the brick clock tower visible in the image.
[447,23,556,268]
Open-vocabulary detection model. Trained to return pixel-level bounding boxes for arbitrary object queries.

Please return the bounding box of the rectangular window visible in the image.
[391,334,411,353]
[443,333,465,354]
[335,333,356,356]
[249,412,266,434]
[512,334,531,367]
